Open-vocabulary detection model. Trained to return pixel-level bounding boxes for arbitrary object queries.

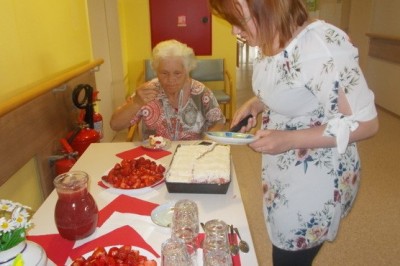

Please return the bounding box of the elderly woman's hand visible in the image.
[133,81,159,105]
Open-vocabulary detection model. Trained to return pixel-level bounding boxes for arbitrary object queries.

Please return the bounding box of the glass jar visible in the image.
[202,219,232,266]
[53,171,98,240]
[171,199,199,265]
[161,238,192,266]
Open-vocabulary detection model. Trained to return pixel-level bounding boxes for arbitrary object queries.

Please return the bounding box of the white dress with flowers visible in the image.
[252,20,377,251]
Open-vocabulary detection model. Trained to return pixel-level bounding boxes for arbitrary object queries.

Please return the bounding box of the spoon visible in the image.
[200,222,206,231]
[230,225,239,255]
[234,227,250,253]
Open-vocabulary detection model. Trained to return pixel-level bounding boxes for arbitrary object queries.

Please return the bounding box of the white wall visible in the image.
[87,0,126,142]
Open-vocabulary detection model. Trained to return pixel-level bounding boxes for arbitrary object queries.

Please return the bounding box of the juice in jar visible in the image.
[54,171,98,240]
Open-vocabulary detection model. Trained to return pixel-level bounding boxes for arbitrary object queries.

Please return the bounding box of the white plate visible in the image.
[205,131,256,145]
[81,245,156,261]
[101,177,165,196]
[142,138,171,151]
[151,201,176,227]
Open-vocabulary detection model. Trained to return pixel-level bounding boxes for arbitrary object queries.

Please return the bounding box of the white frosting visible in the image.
[166,144,230,184]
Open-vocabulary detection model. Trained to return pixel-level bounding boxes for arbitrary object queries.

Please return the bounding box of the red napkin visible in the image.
[98,180,108,189]
[197,233,241,266]
[116,146,171,160]
[68,225,160,260]
[27,234,75,265]
[98,194,159,227]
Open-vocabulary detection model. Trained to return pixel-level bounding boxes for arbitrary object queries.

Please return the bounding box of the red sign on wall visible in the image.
[149,0,212,55]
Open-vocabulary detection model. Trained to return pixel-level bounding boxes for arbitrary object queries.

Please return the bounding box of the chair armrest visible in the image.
[126,124,138,142]
[224,70,233,95]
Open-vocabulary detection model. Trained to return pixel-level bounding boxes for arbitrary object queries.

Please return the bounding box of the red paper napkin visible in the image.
[98,194,159,227]
[98,180,108,189]
[116,146,171,160]
[68,225,160,260]
[27,234,75,265]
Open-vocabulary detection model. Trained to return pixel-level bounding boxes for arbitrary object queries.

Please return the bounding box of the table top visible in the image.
[29,141,257,265]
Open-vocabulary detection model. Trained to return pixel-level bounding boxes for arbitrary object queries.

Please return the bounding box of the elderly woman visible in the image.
[110,39,225,140]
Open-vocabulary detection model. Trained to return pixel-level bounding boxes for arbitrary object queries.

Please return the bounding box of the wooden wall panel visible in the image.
[0,71,97,198]
[367,33,400,64]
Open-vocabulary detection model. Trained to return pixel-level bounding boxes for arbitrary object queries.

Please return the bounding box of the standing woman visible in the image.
[110,39,225,140]
[208,0,378,265]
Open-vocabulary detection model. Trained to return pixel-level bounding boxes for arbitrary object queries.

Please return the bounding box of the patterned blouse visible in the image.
[253,20,377,251]
[130,79,225,140]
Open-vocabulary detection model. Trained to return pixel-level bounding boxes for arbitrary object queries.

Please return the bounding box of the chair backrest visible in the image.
[191,59,225,82]
[144,60,156,81]
[144,59,225,82]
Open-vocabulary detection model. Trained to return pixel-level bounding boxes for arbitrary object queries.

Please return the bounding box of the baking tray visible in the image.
[165,143,231,194]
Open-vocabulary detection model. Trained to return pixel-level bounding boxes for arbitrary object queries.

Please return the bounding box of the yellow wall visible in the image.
[118,0,237,114]
[0,159,43,211]
[0,0,93,206]
[0,0,92,105]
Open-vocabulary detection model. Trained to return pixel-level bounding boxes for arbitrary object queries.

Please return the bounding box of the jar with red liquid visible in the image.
[53,171,98,240]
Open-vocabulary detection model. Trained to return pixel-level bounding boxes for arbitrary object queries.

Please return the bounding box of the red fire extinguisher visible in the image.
[66,125,100,156]
[52,138,78,176]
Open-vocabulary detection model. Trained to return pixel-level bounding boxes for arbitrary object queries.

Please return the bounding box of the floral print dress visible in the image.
[253,20,377,251]
[130,79,225,140]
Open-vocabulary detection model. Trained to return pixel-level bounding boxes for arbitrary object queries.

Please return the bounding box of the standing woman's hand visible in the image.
[231,96,265,132]
[249,130,294,155]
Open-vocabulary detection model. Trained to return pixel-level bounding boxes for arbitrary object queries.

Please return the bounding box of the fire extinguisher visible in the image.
[66,125,100,156]
[72,84,103,139]
[50,138,78,176]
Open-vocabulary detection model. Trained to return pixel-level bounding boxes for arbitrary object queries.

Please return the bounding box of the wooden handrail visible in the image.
[366,33,400,42]
[0,59,104,117]
[366,33,400,64]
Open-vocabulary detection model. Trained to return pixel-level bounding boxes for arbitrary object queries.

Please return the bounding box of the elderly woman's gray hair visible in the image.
[151,39,197,73]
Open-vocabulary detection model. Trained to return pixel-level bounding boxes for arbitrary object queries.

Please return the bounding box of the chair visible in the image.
[127,59,233,141]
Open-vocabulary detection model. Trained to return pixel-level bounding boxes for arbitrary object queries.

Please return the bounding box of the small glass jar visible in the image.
[161,238,192,266]
[202,219,232,266]
[54,171,98,240]
[171,199,199,265]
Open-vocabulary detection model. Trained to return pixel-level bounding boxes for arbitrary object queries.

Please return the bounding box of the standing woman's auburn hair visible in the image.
[208,0,309,56]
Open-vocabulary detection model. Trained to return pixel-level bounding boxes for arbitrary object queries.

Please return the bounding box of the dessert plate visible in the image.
[205,131,257,145]
[141,139,171,151]
[151,201,176,227]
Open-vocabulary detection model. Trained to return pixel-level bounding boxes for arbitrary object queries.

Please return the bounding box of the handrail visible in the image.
[366,33,400,64]
[366,33,400,42]
[0,59,104,117]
